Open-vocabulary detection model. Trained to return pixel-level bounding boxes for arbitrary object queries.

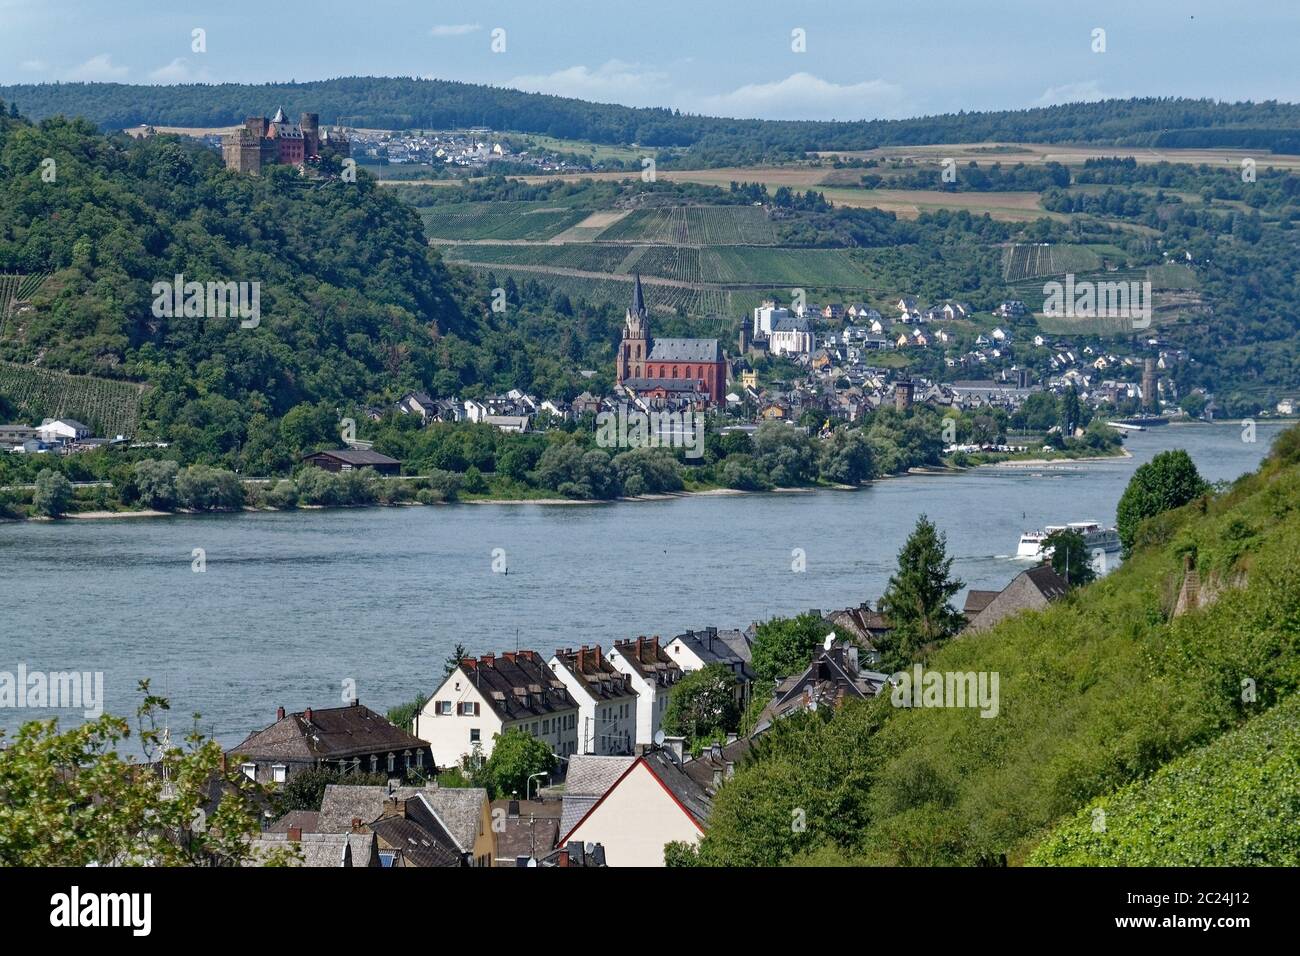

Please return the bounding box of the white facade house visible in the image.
[557,752,710,867]
[548,646,637,755]
[606,637,682,748]
[35,419,90,442]
[662,627,755,706]
[413,651,578,770]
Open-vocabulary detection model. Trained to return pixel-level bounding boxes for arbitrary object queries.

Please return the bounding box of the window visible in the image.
[542,719,550,734]
[387,752,396,773]
[369,755,378,773]
[458,701,476,716]
[241,763,257,781]
[379,851,396,868]
[470,728,481,743]
[532,721,539,735]
[437,700,452,715]
[271,764,287,784]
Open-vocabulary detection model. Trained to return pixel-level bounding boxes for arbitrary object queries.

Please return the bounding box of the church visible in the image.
[615,275,726,406]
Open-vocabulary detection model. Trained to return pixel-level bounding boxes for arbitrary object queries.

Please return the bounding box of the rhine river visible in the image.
[0,421,1284,744]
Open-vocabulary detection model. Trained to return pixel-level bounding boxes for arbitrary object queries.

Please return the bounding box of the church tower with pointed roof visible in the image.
[616,274,651,386]
[614,275,726,406]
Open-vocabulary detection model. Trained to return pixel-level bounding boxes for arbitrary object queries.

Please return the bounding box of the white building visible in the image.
[548,646,637,755]
[663,627,755,706]
[35,419,90,442]
[557,751,710,867]
[606,637,682,748]
[752,300,791,338]
[769,316,814,357]
[413,651,579,770]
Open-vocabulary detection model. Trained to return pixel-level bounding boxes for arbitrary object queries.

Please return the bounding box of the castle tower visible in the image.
[616,275,650,387]
[1142,358,1157,412]
[894,379,914,412]
[300,112,320,158]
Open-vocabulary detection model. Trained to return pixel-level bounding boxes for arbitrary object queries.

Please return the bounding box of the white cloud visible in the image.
[148,57,211,84]
[1034,80,1108,107]
[507,60,671,106]
[430,23,481,37]
[65,53,128,82]
[690,72,908,121]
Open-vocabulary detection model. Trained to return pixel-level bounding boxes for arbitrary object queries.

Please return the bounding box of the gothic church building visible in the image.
[615,276,726,406]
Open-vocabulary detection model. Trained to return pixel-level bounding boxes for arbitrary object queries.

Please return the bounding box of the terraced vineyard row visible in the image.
[0,360,148,437]
[467,266,734,316]
[701,247,870,287]
[0,272,50,335]
[1002,243,1104,280]
[442,243,632,274]
[420,202,591,240]
[595,205,778,244]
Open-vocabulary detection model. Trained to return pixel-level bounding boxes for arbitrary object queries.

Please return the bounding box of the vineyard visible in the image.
[0,272,50,336]
[466,266,735,316]
[0,360,147,437]
[1001,243,1106,281]
[419,202,591,240]
[702,247,870,287]
[595,205,778,244]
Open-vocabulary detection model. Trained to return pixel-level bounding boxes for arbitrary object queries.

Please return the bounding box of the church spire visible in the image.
[630,273,646,318]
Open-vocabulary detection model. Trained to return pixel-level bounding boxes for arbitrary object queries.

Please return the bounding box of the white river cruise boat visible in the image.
[1016,521,1122,560]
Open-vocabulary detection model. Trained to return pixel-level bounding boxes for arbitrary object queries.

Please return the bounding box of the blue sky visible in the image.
[2,0,1297,120]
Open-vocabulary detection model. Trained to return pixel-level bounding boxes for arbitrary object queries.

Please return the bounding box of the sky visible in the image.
[1,0,1298,121]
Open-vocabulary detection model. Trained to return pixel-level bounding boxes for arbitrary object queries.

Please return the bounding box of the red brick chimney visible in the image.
[636,636,644,660]
[481,654,495,668]
[287,826,302,842]
[350,817,363,833]
[593,645,602,667]
[502,651,516,663]
[276,706,285,720]
[461,656,476,670]
[578,646,588,671]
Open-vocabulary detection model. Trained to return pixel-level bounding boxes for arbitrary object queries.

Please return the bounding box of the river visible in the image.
[0,421,1284,744]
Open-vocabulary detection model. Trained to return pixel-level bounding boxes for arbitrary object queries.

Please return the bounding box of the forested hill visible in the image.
[4,78,1300,161]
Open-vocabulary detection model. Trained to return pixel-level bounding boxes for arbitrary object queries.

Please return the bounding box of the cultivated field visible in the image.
[596,205,779,244]
[0,360,148,437]
[808,142,1300,172]
[418,202,590,240]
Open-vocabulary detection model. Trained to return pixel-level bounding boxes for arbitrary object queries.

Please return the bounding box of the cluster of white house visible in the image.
[413,629,754,771]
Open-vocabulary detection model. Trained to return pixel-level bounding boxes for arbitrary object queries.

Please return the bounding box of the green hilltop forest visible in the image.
[671,425,1300,867]
[4,79,1300,161]
[0,104,629,466]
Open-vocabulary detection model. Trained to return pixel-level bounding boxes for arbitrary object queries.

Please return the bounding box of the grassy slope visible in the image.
[694,426,1300,867]
[1027,691,1300,865]
[854,427,1300,864]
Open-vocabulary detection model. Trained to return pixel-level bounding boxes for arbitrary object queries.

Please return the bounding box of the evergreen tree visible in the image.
[878,515,965,671]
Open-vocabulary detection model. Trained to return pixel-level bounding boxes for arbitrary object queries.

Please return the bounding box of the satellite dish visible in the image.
[823,631,836,650]
[653,729,666,747]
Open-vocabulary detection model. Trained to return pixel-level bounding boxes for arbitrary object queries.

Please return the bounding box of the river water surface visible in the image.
[0,421,1283,744]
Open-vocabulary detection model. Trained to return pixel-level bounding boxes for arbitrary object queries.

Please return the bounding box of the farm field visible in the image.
[596,205,779,244]
[470,266,737,318]
[0,360,148,437]
[808,141,1300,171]
[418,201,591,240]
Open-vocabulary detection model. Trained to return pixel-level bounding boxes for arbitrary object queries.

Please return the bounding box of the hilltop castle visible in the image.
[221,108,349,174]
[616,275,726,406]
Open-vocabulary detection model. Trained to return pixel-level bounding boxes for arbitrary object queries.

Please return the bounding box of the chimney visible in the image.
[726,732,738,745]
[578,646,588,671]
[502,652,515,664]
[381,796,403,819]
[303,707,313,723]
[461,656,476,670]
[593,645,602,668]
[350,697,359,707]
[636,636,644,660]
[508,799,520,818]
[287,826,302,842]
[712,767,723,790]
[276,706,285,720]
[663,736,686,766]
[351,817,363,833]
[481,654,495,668]
[710,742,723,762]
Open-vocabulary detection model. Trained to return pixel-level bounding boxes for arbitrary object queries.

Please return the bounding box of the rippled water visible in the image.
[0,421,1283,745]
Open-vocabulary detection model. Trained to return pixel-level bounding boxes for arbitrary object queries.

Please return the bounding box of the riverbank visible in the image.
[2,450,1132,521]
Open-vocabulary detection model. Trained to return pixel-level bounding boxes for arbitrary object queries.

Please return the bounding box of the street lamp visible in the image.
[526,771,549,802]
